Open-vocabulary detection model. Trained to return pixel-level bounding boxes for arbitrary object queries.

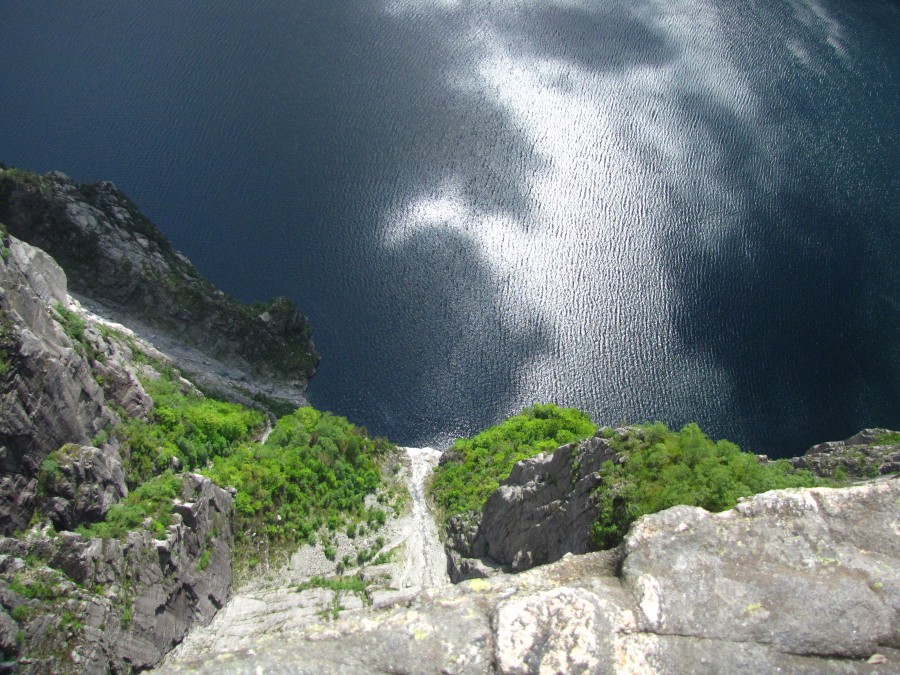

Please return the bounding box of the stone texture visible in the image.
[42,444,127,531]
[447,430,621,580]
[0,474,233,673]
[164,479,900,674]
[0,235,121,533]
[789,428,900,479]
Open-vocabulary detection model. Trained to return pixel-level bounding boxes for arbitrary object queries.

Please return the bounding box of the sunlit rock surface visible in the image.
[167,478,900,674]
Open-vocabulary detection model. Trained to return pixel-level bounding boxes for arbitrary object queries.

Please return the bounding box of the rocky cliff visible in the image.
[0,166,318,410]
[0,230,144,533]
[0,231,236,672]
[0,473,232,673]
[445,425,900,583]
[167,478,900,673]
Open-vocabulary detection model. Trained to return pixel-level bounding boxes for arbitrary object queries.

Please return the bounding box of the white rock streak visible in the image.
[396,447,450,590]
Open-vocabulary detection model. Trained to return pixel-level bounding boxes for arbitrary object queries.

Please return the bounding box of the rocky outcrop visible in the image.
[0,233,123,533]
[40,444,128,532]
[0,167,318,407]
[446,429,623,581]
[789,428,900,479]
[165,478,900,673]
[0,474,233,673]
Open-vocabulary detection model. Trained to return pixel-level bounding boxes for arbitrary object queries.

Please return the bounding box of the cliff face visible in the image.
[0,231,139,533]
[167,478,900,673]
[0,167,318,408]
[0,473,232,673]
[0,231,235,672]
[445,425,900,583]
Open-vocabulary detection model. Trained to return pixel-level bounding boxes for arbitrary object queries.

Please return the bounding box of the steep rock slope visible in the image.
[0,473,232,673]
[0,166,318,408]
[0,231,138,532]
[447,425,900,581]
[167,478,900,674]
[0,231,236,671]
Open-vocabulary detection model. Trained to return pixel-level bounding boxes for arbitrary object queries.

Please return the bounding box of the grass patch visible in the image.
[590,423,830,549]
[296,574,368,596]
[874,432,900,445]
[428,404,596,528]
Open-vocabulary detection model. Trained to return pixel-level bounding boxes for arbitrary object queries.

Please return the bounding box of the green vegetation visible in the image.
[590,423,828,549]
[116,369,265,487]
[78,360,394,571]
[874,432,900,445]
[296,574,368,596]
[0,167,50,195]
[76,472,182,540]
[52,303,87,345]
[204,406,393,561]
[429,404,597,527]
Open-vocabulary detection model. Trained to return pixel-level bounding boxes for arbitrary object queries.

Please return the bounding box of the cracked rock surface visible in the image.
[166,478,900,674]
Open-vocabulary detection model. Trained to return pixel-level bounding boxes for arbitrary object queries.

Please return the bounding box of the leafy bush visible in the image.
[874,431,900,445]
[429,404,597,527]
[118,371,265,487]
[203,407,393,560]
[590,423,827,549]
[77,472,182,540]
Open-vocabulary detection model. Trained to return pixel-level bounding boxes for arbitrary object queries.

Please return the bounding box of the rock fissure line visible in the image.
[396,446,449,591]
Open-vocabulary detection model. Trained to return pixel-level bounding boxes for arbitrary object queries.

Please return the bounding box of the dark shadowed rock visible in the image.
[42,444,127,532]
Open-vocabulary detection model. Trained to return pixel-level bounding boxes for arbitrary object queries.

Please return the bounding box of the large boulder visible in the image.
[467,433,616,573]
[446,429,624,581]
[164,479,900,673]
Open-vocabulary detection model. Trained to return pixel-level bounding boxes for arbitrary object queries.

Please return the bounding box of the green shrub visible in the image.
[203,406,393,562]
[874,432,900,445]
[118,371,265,487]
[590,423,827,549]
[429,404,596,527]
[197,550,211,571]
[77,472,182,539]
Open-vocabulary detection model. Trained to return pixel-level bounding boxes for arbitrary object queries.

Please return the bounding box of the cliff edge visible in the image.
[167,478,900,673]
[0,166,318,411]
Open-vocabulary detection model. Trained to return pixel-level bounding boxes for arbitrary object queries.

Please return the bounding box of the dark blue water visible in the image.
[1,1,897,456]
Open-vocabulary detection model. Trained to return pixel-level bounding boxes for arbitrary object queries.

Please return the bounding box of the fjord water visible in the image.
[1,1,897,456]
